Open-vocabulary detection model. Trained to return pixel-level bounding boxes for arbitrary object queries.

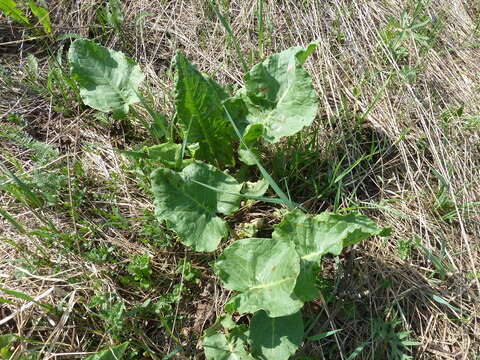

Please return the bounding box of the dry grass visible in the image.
[1,0,480,359]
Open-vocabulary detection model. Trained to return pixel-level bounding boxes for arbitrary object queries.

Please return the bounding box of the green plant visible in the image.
[397,239,415,260]
[88,293,126,340]
[177,258,201,283]
[85,342,129,360]
[371,316,421,360]
[96,0,124,35]
[430,168,480,222]
[67,38,388,359]
[380,2,437,62]
[85,245,116,264]
[0,122,67,207]
[124,254,153,288]
[0,0,51,34]
[68,39,144,117]
[0,334,17,359]
[127,283,185,342]
[413,236,450,281]
[0,0,31,25]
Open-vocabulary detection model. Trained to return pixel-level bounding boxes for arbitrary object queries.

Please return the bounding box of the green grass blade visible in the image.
[161,346,183,360]
[256,0,264,60]
[0,208,26,233]
[0,164,43,208]
[0,0,31,26]
[135,90,169,141]
[346,341,369,360]
[0,287,55,314]
[27,0,51,34]
[207,0,248,73]
[191,179,297,206]
[0,164,59,233]
[220,101,298,210]
[308,329,343,341]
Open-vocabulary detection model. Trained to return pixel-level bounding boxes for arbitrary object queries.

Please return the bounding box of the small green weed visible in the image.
[0,0,51,35]
[0,122,67,208]
[85,342,130,360]
[380,2,440,63]
[96,0,124,35]
[137,213,173,248]
[414,236,451,281]
[19,49,81,117]
[85,245,116,264]
[123,254,153,289]
[177,258,201,283]
[397,239,416,260]
[371,315,421,360]
[88,293,127,340]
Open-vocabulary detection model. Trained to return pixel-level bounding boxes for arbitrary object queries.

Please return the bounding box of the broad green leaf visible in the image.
[250,310,304,360]
[216,238,303,317]
[220,316,237,330]
[28,1,51,34]
[68,39,144,114]
[203,333,252,360]
[236,44,318,143]
[241,178,269,198]
[57,32,83,41]
[151,162,242,252]
[0,0,31,25]
[272,209,384,301]
[145,142,189,170]
[221,99,297,210]
[85,342,129,360]
[273,209,384,259]
[174,52,235,167]
[238,123,264,165]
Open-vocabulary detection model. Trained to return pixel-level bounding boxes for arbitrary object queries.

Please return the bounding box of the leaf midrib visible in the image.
[96,57,130,107]
[77,50,132,108]
[251,61,296,131]
[162,171,216,217]
[249,276,294,290]
[180,61,223,167]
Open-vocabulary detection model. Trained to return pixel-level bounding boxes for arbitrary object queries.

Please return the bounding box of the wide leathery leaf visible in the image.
[174,52,236,167]
[236,44,318,143]
[215,238,303,317]
[68,39,144,114]
[250,310,304,360]
[151,162,242,252]
[203,333,253,360]
[272,209,384,301]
